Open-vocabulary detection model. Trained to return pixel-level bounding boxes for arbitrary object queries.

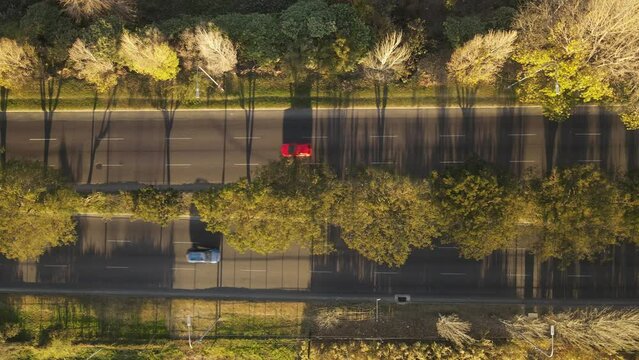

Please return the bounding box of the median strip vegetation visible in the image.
[1,159,638,266]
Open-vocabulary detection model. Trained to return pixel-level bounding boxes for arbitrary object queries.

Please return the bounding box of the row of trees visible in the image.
[1,158,638,265]
[195,159,639,267]
[0,0,638,128]
[0,160,190,261]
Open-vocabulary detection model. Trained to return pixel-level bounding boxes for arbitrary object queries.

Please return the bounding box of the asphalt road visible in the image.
[0,216,636,300]
[1,106,637,300]
[4,106,638,185]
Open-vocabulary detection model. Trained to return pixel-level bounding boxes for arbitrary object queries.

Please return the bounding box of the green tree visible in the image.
[118,27,179,81]
[333,169,441,267]
[280,0,370,105]
[131,187,186,226]
[534,165,624,262]
[514,0,639,127]
[214,13,282,73]
[194,180,322,254]
[68,18,124,93]
[431,161,519,260]
[443,16,485,48]
[0,161,79,261]
[513,42,613,121]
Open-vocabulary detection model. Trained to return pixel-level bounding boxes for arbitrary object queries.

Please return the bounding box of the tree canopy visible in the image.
[333,169,441,267]
[534,165,625,262]
[431,161,519,260]
[514,0,639,125]
[0,161,79,261]
[118,28,179,81]
[194,180,323,254]
[447,30,517,89]
[0,38,36,90]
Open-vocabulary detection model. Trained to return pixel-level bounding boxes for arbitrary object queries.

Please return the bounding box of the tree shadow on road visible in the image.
[0,87,8,169]
[153,81,186,186]
[39,76,63,167]
[86,87,119,184]
[238,73,257,182]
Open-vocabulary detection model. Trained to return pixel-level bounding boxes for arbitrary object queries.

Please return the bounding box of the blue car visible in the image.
[186,248,221,264]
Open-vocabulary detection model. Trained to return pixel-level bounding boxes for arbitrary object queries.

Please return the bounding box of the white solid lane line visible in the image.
[304,136,328,139]
[371,161,394,165]
[374,271,399,275]
[43,264,68,268]
[575,133,601,136]
[165,137,192,140]
[233,163,260,166]
[440,160,465,164]
[509,160,537,163]
[233,136,261,140]
[440,272,467,276]
[507,274,531,277]
[567,274,593,278]
[107,240,132,243]
[100,164,124,167]
[240,269,266,272]
[29,138,56,141]
[98,137,124,141]
[166,164,192,167]
[105,266,129,269]
[370,135,398,138]
[439,134,465,137]
[507,133,536,136]
[172,267,195,271]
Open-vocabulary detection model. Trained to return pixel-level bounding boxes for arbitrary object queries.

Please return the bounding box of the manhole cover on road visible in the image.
[95,163,103,169]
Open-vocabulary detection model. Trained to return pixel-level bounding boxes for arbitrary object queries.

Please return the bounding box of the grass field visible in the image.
[2,75,517,111]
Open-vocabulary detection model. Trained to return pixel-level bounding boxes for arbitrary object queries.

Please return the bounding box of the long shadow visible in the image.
[321,79,354,177]
[0,87,7,168]
[373,81,389,162]
[154,83,182,185]
[238,73,257,182]
[457,85,477,156]
[87,87,118,184]
[39,76,63,167]
[57,137,83,183]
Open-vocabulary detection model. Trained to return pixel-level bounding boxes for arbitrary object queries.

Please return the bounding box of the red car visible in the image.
[280,143,312,158]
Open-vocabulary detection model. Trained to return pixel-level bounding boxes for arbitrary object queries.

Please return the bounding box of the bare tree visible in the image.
[361,31,411,83]
[0,38,36,91]
[447,31,517,89]
[447,30,517,109]
[361,31,412,162]
[193,25,237,77]
[436,314,474,347]
[59,0,135,21]
[0,38,36,168]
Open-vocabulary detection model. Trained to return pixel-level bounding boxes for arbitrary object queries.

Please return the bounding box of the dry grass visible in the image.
[59,0,135,21]
[436,314,474,347]
[504,308,639,355]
